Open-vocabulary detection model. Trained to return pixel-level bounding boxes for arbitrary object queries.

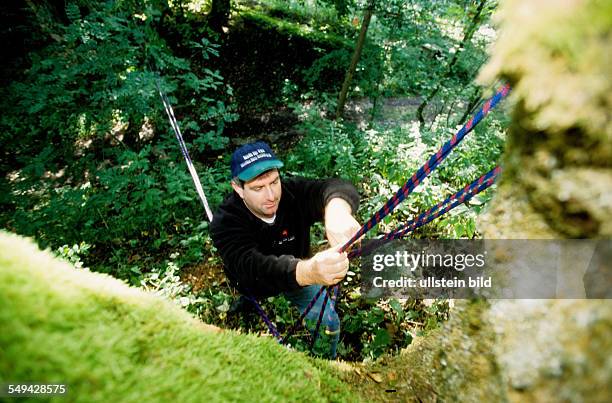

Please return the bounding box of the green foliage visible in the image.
[7,140,229,280]
[284,105,367,182]
[0,1,235,279]
[238,9,351,48]
[140,256,207,310]
[340,298,450,360]
[303,48,352,92]
[55,241,92,270]
[245,0,357,38]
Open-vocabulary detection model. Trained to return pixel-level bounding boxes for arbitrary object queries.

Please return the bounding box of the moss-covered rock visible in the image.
[0,231,358,402]
[345,298,611,402]
[478,0,612,237]
[488,300,612,402]
[343,301,506,402]
[347,1,612,401]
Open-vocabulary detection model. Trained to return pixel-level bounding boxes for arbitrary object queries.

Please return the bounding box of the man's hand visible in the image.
[324,198,361,247]
[296,245,349,286]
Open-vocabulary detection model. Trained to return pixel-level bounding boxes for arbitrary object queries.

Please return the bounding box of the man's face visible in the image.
[232,169,282,219]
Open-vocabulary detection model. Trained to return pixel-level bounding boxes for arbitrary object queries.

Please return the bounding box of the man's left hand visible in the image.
[324,198,361,248]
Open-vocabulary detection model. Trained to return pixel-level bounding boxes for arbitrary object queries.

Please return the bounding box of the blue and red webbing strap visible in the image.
[348,165,501,259]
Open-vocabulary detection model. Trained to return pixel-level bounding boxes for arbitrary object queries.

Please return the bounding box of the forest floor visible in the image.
[182,261,227,293]
[344,96,425,129]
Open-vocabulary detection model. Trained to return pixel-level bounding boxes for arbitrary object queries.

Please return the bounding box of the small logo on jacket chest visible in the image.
[276,228,295,245]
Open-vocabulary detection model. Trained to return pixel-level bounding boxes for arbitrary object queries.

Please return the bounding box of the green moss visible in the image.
[0,231,358,402]
[237,10,352,49]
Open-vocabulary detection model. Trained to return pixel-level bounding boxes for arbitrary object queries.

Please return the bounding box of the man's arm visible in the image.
[294,197,360,287]
[290,177,361,286]
[324,197,361,247]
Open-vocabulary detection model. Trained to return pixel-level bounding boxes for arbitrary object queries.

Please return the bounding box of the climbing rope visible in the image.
[264,85,511,348]
[348,165,501,259]
[284,165,502,343]
[307,85,510,347]
[339,84,509,255]
[243,294,284,343]
[155,78,214,222]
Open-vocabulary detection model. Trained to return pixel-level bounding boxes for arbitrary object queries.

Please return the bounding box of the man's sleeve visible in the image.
[286,177,360,224]
[211,218,302,297]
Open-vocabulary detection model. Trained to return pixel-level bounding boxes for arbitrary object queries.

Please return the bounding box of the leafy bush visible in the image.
[55,242,92,270]
[1,1,235,279]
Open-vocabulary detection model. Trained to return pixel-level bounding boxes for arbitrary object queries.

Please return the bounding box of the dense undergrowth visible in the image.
[1,0,504,361]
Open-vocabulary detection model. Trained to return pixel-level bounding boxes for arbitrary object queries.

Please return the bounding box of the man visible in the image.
[210,141,361,358]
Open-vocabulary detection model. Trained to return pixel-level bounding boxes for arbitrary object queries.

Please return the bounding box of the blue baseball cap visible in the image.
[230,141,284,181]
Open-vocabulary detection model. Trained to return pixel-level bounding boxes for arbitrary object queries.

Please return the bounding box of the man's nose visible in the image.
[265,186,275,200]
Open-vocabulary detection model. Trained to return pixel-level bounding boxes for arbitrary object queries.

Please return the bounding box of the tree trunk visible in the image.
[335,0,375,120]
[416,0,488,127]
[208,0,231,32]
[455,85,482,126]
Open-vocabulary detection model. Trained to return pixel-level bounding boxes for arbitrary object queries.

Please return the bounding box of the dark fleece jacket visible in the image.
[210,177,359,297]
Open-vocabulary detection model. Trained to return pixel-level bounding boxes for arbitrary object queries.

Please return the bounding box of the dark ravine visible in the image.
[220,10,353,138]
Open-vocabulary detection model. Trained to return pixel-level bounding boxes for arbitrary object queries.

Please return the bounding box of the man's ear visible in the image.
[231,181,245,199]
